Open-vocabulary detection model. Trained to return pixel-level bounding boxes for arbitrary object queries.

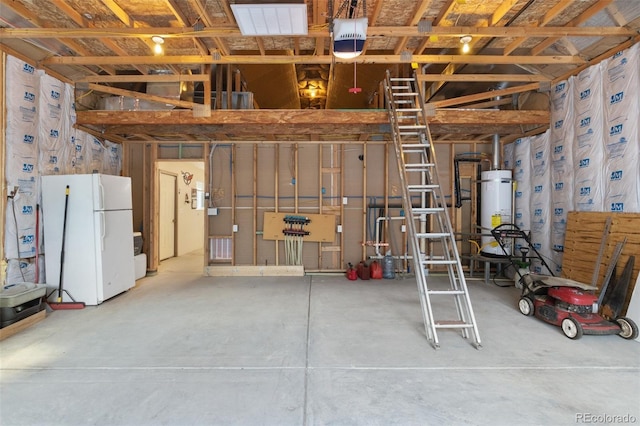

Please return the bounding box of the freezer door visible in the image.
[94,209,136,303]
[93,174,132,211]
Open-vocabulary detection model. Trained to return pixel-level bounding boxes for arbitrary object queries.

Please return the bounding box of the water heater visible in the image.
[480,170,513,256]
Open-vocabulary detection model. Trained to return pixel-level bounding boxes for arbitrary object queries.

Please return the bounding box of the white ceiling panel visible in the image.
[231,3,308,36]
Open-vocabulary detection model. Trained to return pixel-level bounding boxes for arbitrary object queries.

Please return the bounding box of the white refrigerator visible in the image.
[41,174,136,305]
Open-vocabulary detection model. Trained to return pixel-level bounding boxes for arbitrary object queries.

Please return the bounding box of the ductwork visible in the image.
[492,133,500,170]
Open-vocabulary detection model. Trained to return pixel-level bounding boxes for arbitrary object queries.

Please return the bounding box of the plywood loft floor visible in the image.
[1,252,639,426]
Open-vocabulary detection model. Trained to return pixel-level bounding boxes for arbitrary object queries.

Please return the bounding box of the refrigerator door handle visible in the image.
[98,181,105,210]
[99,211,106,251]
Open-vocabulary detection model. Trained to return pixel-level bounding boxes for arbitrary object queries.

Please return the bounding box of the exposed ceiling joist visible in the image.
[43,54,585,66]
[1,26,636,39]
[2,0,637,143]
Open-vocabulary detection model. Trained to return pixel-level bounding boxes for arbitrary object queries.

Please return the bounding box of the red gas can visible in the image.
[369,260,382,279]
[357,261,370,280]
[346,263,357,280]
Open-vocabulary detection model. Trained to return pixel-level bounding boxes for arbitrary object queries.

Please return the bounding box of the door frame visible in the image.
[157,169,178,261]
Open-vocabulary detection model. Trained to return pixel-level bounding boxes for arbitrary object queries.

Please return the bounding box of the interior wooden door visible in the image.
[159,171,177,261]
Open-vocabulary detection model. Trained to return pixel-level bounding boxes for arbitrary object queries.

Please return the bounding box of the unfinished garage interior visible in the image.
[1,0,640,424]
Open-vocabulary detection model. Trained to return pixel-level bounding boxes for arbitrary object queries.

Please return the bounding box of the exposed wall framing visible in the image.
[123,135,497,276]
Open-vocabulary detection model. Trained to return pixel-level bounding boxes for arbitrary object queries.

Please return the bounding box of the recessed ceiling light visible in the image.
[152,36,164,44]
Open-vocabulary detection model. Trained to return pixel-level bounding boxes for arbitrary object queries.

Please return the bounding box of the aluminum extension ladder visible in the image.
[383,71,481,349]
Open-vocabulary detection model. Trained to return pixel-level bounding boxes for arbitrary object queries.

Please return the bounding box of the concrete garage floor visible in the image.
[1,252,639,426]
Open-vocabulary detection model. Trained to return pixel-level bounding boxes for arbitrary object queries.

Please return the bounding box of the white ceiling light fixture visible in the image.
[231,3,308,36]
[332,17,368,59]
[460,35,472,54]
[152,36,164,55]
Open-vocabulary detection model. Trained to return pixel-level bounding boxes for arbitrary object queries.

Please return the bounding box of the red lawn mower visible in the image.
[491,224,638,340]
[518,274,638,340]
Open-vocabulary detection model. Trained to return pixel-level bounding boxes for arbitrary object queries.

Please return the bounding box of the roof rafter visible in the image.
[530,0,614,56]
[503,0,575,55]
[165,0,210,56]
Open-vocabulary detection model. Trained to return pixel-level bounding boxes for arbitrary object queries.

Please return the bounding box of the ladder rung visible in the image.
[398,124,426,129]
[416,232,450,239]
[405,163,435,168]
[412,207,445,214]
[407,184,438,191]
[390,77,414,82]
[396,108,422,113]
[435,321,474,329]
[405,169,435,173]
[401,144,428,149]
[428,289,466,295]
[422,260,458,265]
[393,92,418,97]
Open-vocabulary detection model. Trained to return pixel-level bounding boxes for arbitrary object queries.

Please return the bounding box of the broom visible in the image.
[48,185,85,310]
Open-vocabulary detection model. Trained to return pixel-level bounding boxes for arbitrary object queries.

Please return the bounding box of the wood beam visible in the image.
[433,0,457,27]
[192,0,230,56]
[78,74,209,83]
[1,1,117,75]
[605,3,629,26]
[394,0,435,55]
[552,34,640,84]
[98,0,165,74]
[2,26,634,39]
[461,97,513,109]
[43,54,585,66]
[76,108,548,127]
[313,0,327,56]
[417,74,550,83]
[530,0,614,57]
[424,0,523,102]
[430,82,542,108]
[76,124,128,144]
[165,0,210,55]
[101,0,134,27]
[219,0,236,25]
[84,83,198,109]
[491,0,520,26]
[503,0,575,55]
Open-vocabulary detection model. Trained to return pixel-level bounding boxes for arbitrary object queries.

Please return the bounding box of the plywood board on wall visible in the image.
[263,212,335,242]
[562,211,640,314]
